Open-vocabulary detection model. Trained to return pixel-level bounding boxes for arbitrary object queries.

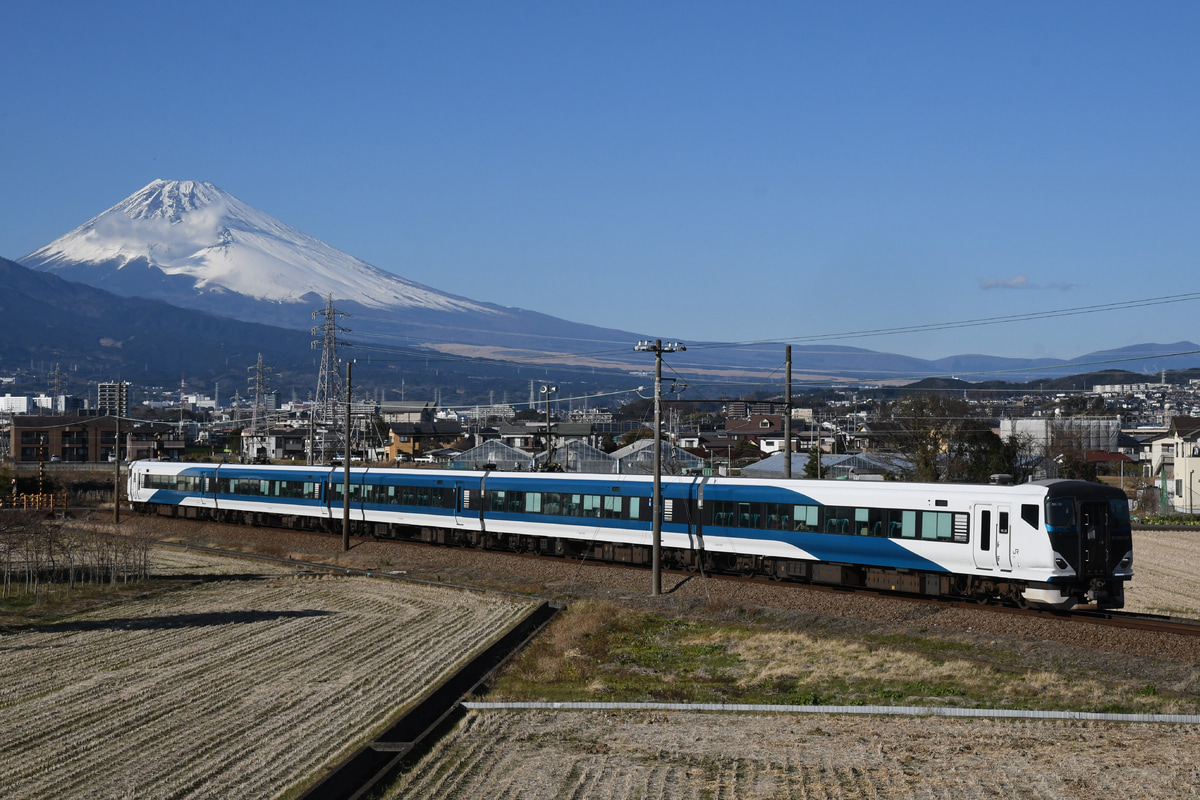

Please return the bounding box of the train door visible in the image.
[453,481,467,527]
[972,506,994,570]
[1079,500,1110,577]
[996,505,1013,571]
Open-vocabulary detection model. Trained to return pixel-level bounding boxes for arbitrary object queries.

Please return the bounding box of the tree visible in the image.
[890,394,1026,483]
[1057,449,1098,482]
[619,428,654,447]
[803,443,822,479]
[731,439,762,463]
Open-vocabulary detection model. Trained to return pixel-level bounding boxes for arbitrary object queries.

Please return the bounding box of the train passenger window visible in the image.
[1021,504,1039,529]
[793,505,819,531]
[922,511,953,540]
[542,493,562,515]
[765,503,792,530]
[1046,498,1075,528]
[825,508,851,535]
[525,493,542,513]
[871,508,890,537]
[602,496,622,518]
[489,490,506,512]
[738,503,754,528]
[583,495,602,517]
[897,510,917,538]
[856,508,872,536]
[629,497,645,520]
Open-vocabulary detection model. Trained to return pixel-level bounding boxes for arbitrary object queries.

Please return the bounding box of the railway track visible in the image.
[107,515,1200,641]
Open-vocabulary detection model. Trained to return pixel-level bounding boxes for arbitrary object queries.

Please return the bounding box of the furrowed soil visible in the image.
[0,528,538,800]
[381,710,1200,799]
[9,515,1200,799]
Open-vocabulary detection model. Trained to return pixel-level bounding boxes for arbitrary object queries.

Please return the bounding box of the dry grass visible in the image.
[490,602,1198,715]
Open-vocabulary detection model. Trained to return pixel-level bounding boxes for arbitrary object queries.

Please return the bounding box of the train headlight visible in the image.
[1054,557,1069,570]
[1119,552,1133,570]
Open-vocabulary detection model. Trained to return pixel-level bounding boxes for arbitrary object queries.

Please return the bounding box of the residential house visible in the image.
[386,420,464,462]
[1166,416,1200,513]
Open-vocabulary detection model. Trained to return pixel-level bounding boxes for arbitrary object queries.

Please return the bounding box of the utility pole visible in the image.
[307,399,315,466]
[784,345,792,479]
[343,360,354,553]
[113,413,120,524]
[540,384,557,468]
[635,339,686,596]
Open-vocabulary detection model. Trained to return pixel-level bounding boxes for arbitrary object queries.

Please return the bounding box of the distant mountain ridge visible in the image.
[0,255,315,386]
[16,180,1200,382]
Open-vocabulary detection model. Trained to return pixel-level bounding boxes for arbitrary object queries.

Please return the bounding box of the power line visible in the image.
[688,291,1200,351]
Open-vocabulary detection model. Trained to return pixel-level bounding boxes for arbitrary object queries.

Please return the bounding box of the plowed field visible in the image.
[0,547,537,800]
[382,710,1200,799]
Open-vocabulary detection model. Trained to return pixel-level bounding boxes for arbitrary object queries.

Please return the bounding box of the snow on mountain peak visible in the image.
[117,180,223,222]
[21,180,491,314]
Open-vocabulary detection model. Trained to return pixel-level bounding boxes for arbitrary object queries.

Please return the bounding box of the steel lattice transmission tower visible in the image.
[312,295,351,462]
[247,353,269,436]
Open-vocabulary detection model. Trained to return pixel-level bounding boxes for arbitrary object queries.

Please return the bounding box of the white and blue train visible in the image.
[127,461,1133,609]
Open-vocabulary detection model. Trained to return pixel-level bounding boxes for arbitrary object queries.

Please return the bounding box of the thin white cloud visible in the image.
[980,275,1030,290]
[979,275,1079,291]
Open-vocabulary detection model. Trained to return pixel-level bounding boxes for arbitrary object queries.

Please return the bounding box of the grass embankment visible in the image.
[490,600,1197,716]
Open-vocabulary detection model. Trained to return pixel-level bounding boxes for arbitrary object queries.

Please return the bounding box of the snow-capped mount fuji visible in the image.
[27,180,1199,383]
[19,179,671,372]
[21,179,492,317]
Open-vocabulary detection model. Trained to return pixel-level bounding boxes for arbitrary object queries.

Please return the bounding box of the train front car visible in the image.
[1030,480,1133,610]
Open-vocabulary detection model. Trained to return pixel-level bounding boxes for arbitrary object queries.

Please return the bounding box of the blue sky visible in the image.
[3,2,1198,362]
